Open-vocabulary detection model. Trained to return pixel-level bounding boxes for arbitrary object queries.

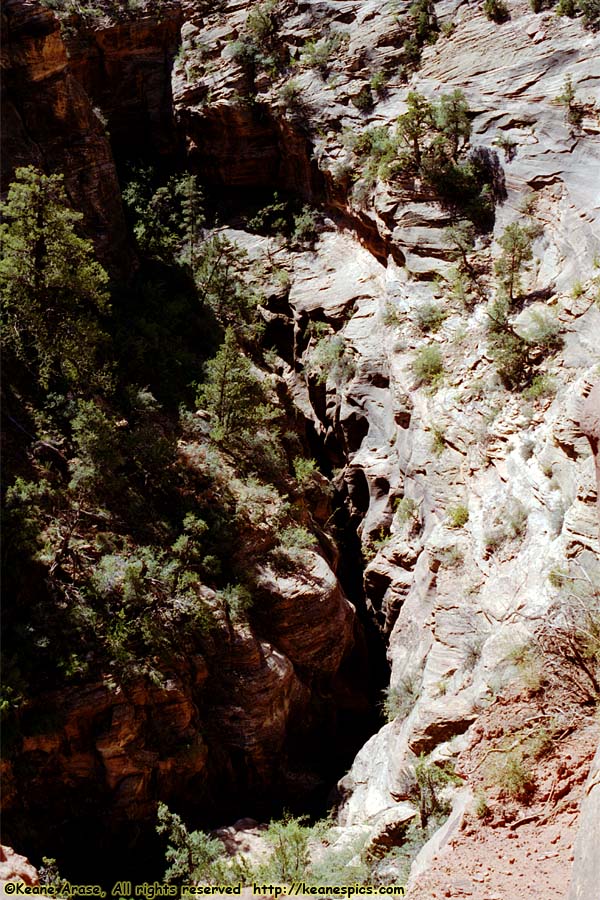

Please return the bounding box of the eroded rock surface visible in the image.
[0,0,130,273]
[2,0,600,890]
[569,744,600,900]
[0,845,38,888]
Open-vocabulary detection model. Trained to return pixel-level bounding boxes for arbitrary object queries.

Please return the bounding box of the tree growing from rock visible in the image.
[196,326,272,442]
[444,221,476,275]
[397,92,435,170]
[494,222,536,302]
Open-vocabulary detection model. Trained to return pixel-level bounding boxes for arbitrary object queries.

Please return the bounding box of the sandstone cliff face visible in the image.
[569,745,600,900]
[0,1,372,866]
[171,0,599,280]
[580,381,600,520]
[2,545,365,862]
[0,0,130,273]
[167,0,600,883]
[63,2,183,161]
[0,845,39,889]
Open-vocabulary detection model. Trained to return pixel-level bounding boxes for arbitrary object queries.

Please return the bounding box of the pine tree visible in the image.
[397,92,434,170]
[195,234,261,335]
[444,220,476,274]
[435,90,472,160]
[0,166,110,390]
[196,326,269,441]
[156,803,225,884]
[175,173,204,275]
[494,222,535,302]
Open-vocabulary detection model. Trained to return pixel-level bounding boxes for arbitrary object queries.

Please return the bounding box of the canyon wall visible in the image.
[2,0,599,892]
[0,0,130,272]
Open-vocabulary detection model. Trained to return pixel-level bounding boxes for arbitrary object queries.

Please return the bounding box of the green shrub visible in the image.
[447,503,469,528]
[486,298,561,392]
[293,457,319,489]
[352,85,374,111]
[246,1,278,44]
[292,206,319,246]
[369,71,387,95]
[444,221,476,273]
[299,35,344,76]
[246,193,289,235]
[218,584,253,622]
[431,425,447,455]
[38,858,69,895]
[409,0,439,54]
[364,527,392,561]
[262,816,311,882]
[307,333,355,385]
[394,496,418,525]
[416,301,448,333]
[474,790,490,819]
[437,546,464,567]
[410,0,439,40]
[492,752,536,801]
[446,268,477,308]
[556,0,577,16]
[487,325,531,390]
[350,125,400,196]
[382,300,401,326]
[524,308,562,350]
[494,222,537,302]
[578,0,600,29]
[554,74,584,125]
[493,133,518,161]
[483,0,510,22]
[382,675,420,722]
[412,345,444,387]
[279,78,305,115]
[522,374,556,401]
[310,834,370,886]
[157,803,227,884]
[440,21,456,36]
[413,754,461,825]
[278,526,318,555]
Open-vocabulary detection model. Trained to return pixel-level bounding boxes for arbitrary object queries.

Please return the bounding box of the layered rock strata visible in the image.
[0,0,130,273]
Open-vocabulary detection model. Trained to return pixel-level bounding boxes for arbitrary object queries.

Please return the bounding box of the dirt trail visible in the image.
[407,690,598,900]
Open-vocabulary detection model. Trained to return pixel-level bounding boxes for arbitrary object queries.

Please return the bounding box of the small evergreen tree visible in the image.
[444,221,476,274]
[176,173,204,275]
[196,327,270,441]
[409,0,439,45]
[195,235,261,335]
[397,92,434,170]
[494,222,535,302]
[122,169,205,266]
[0,166,110,390]
[435,90,472,159]
[156,803,226,884]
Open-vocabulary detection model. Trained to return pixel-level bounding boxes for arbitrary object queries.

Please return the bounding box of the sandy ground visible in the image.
[406,688,599,900]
